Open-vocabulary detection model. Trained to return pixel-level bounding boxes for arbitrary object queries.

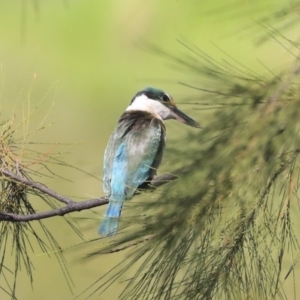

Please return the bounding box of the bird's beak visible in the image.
[170,106,202,128]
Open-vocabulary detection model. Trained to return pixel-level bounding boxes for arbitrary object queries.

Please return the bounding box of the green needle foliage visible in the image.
[3,1,300,299]
[0,114,81,298]
[85,23,300,300]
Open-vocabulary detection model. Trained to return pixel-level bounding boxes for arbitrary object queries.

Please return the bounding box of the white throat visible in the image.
[126,94,171,120]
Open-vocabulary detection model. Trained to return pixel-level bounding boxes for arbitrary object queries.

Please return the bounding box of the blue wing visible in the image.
[99,112,165,236]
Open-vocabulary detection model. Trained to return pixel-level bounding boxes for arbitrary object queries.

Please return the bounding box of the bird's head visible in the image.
[126,87,202,128]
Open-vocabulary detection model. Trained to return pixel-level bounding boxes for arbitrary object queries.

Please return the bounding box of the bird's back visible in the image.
[103,110,166,200]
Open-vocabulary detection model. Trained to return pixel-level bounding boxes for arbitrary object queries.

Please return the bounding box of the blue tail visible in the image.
[100,142,127,236]
[99,200,123,236]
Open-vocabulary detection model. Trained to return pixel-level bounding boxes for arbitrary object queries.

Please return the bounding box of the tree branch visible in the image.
[0,169,182,222]
[2,169,75,205]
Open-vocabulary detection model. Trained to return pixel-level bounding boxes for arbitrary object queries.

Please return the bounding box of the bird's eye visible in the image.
[162,95,170,102]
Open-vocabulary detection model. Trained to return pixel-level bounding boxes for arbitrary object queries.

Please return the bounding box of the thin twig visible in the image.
[99,235,155,254]
[2,169,75,205]
[0,197,108,222]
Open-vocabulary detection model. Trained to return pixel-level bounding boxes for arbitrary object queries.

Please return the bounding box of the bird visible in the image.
[99,87,201,236]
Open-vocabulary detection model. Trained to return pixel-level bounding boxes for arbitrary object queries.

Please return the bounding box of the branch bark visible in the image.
[0,169,182,222]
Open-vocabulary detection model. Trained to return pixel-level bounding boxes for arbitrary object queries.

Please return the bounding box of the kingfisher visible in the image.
[99,87,201,236]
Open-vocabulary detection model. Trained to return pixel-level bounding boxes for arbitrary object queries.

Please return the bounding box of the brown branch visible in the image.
[2,169,75,205]
[0,169,182,223]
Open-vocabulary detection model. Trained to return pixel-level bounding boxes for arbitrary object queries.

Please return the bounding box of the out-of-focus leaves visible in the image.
[83,39,300,299]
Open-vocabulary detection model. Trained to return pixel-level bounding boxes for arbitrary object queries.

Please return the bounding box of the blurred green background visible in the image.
[0,0,297,299]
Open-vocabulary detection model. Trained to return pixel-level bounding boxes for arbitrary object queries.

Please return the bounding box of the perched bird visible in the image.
[99,87,201,236]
